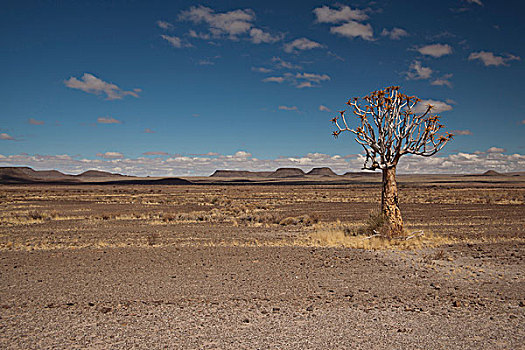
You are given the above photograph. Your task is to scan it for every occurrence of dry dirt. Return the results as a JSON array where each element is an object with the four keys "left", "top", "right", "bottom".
[{"left": 0, "top": 179, "right": 524, "bottom": 349}]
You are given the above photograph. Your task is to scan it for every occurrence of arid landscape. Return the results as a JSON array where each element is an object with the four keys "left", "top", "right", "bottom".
[{"left": 1, "top": 167, "right": 524, "bottom": 349}]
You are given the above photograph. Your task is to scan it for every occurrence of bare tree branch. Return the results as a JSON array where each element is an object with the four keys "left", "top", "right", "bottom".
[{"left": 332, "top": 86, "right": 453, "bottom": 170}]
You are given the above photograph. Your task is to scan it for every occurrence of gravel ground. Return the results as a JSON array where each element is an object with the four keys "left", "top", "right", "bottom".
[{"left": 1, "top": 244, "right": 523, "bottom": 349}]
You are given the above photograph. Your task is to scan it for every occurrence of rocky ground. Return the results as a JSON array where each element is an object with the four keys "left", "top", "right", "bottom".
[{"left": 0, "top": 182, "right": 524, "bottom": 349}]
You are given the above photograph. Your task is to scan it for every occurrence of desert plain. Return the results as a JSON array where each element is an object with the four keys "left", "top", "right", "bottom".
[{"left": 0, "top": 170, "right": 524, "bottom": 349}]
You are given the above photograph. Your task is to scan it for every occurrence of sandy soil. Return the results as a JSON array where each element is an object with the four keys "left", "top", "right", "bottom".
[{"left": 0, "top": 181, "right": 524, "bottom": 349}]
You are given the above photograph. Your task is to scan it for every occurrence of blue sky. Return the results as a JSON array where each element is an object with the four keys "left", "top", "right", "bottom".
[{"left": 1, "top": 0, "right": 524, "bottom": 175}]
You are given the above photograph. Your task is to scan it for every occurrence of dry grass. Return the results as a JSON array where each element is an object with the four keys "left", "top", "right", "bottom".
[{"left": 308, "top": 220, "right": 457, "bottom": 250}]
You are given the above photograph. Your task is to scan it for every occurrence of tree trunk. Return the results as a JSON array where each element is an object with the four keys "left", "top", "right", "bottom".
[{"left": 381, "top": 166, "right": 404, "bottom": 237}]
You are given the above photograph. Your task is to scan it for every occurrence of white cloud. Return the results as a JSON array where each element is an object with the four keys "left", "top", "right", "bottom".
[
  {"left": 406, "top": 60, "right": 433, "bottom": 80},
  {"left": 157, "top": 20, "right": 173, "bottom": 30},
  {"left": 431, "top": 73, "right": 453, "bottom": 88},
  {"left": 249, "top": 28, "right": 282, "bottom": 44},
  {"left": 313, "top": 5, "right": 368, "bottom": 23},
  {"left": 2, "top": 151, "right": 524, "bottom": 176},
  {"left": 468, "top": 51, "right": 520, "bottom": 66},
  {"left": 278, "top": 105, "right": 298, "bottom": 111},
  {"left": 179, "top": 5, "right": 254, "bottom": 38},
  {"left": 466, "top": 0, "right": 483, "bottom": 5},
  {"left": 413, "top": 99, "right": 453, "bottom": 114},
  {"left": 417, "top": 44, "right": 453, "bottom": 58},
  {"left": 451, "top": 129, "right": 472, "bottom": 136},
  {"left": 161, "top": 34, "right": 192, "bottom": 48},
  {"left": 262, "top": 76, "right": 285, "bottom": 83},
  {"left": 262, "top": 72, "right": 330, "bottom": 88},
  {"left": 188, "top": 29, "right": 211, "bottom": 40},
  {"left": 179, "top": 5, "right": 280, "bottom": 44},
  {"left": 487, "top": 147, "right": 505, "bottom": 153},
  {"left": 64, "top": 73, "right": 140, "bottom": 100},
  {"left": 0, "top": 133, "right": 14, "bottom": 140},
  {"left": 252, "top": 67, "right": 272, "bottom": 73},
  {"left": 29, "top": 118, "right": 44, "bottom": 125},
  {"left": 295, "top": 72, "right": 330, "bottom": 83},
  {"left": 296, "top": 82, "right": 313, "bottom": 89},
  {"left": 96, "top": 152, "right": 124, "bottom": 159},
  {"left": 271, "top": 57, "right": 301, "bottom": 70},
  {"left": 330, "top": 21, "right": 374, "bottom": 41},
  {"left": 97, "top": 117, "right": 122, "bottom": 124},
  {"left": 319, "top": 105, "right": 332, "bottom": 112},
  {"left": 381, "top": 27, "right": 409, "bottom": 40},
  {"left": 283, "top": 38, "right": 323, "bottom": 53}
]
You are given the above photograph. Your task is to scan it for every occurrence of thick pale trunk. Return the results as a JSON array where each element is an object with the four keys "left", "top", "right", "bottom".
[{"left": 381, "top": 166, "right": 404, "bottom": 237}]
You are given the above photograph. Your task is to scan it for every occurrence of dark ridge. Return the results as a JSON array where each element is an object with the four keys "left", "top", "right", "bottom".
[
  {"left": 306, "top": 167, "right": 337, "bottom": 176},
  {"left": 210, "top": 170, "right": 272, "bottom": 178},
  {"left": 0, "top": 167, "right": 76, "bottom": 183},
  {"left": 99, "top": 177, "right": 192, "bottom": 185},
  {"left": 482, "top": 170, "right": 503, "bottom": 176},
  {"left": 343, "top": 171, "right": 382, "bottom": 177},
  {"left": 268, "top": 168, "right": 306, "bottom": 178},
  {"left": 77, "top": 170, "right": 127, "bottom": 178}
]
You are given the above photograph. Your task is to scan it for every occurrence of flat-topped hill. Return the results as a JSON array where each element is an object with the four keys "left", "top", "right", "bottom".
[
  {"left": 306, "top": 167, "right": 337, "bottom": 176},
  {"left": 269, "top": 168, "right": 306, "bottom": 178},
  {"left": 210, "top": 170, "right": 272, "bottom": 178},
  {"left": 77, "top": 170, "right": 126, "bottom": 178}
]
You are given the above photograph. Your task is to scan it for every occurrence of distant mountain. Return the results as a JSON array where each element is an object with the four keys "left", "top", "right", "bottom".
[
  {"left": 76, "top": 170, "right": 127, "bottom": 178},
  {"left": 482, "top": 170, "right": 503, "bottom": 176},
  {"left": 210, "top": 170, "right": 272, "bottom": 178},
  {"left": 0, "top": 167, "right": 76, "bottom": 183},
  {"left": 306, "top": 167, "right": 337, "bottom": 176},
  {"left": 343, "top": 171, "right": 381, "bottom": 177},
  {"left": 268, "top": 168, "right": 305, "bottom": 178},
  {"left": 0, "top": 166, "right": 194, "bottom": 185}
]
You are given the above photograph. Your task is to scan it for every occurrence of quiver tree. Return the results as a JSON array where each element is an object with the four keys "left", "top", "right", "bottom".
[{"left": 332, "top": 86, "right": 453, "bottom": 237}]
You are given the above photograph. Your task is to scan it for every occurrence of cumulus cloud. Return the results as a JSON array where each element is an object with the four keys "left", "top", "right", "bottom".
[
  {"left": 157, "top": 20, "right": 173, "bottom": 30},
  {"left": 413, "top": 99, "right": 454, "bottom": 114},
  {"left": 262, "top": 72, "right": 330, "bottom": 88},
  {"left": 314, "top": 5, "right": 373, "bottom": 41},
  {"left": 252, "top": 67, "right": 272, "bottom": 73},
  {"left": 278, "top": 105, "right": 298, "bottom": 111},
  {"left": 64, "top": 73, "right": 140, "bottom": 100},
  {"left": 179, "top": 5, "right": 280, "bottom": 44},
  {"left": 249, "top": 28, "right": 282, "bottom": 44},
  {"left": 0, "top": 133, "right": 14, "bottom": 140},
  {"left": 465, "top": 0, "right": 483, "bottom": 5},
  {"left": 468, "top": 51, "right": 520, "bottom": 66},
  {"left": 313, "top": 5, "right": 368, "bottom": 23},
  {"left": 330, "top": 21, "right": 374, "bottom": 41},
  {"left": 262, "top": 76, "right": 285, "bottom": 83},
  {"left": 417, "top": 44, "right": 453, "bottom": 58},
  {"left": 271, "top": 57, "right": 301, "bottom": 70},
  {"left": 406, "top": 60, "right": 433, "bottom": 80},
  {"left": 97, "top": 117, "right": 122, "bottom": 124},
  {"left": 96, "top": 152, "right": 124, "bottom": 159},
  {"left": 1, "top": 151, "right": 523, "bottom": 176},
  {"left": 161, "top": 34, "right": 193, "bottom": 48},
  {"left": 381, "top": 27, "right": 409, "bottom": 40},
  {"left": 283, "top": 38, "right": 323, "bottom": 53},
  {"left": 28, "top": 118, "right": 44, "bottom": 125},
  {"left": 319, "top": 105, "right": 331, "bottom": 112},
  {"left": 487, "top": 147, "right": 505, "bottom": 153},
  {"left": 431, "top": 73, "right": 453, "bottom": 88}
]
